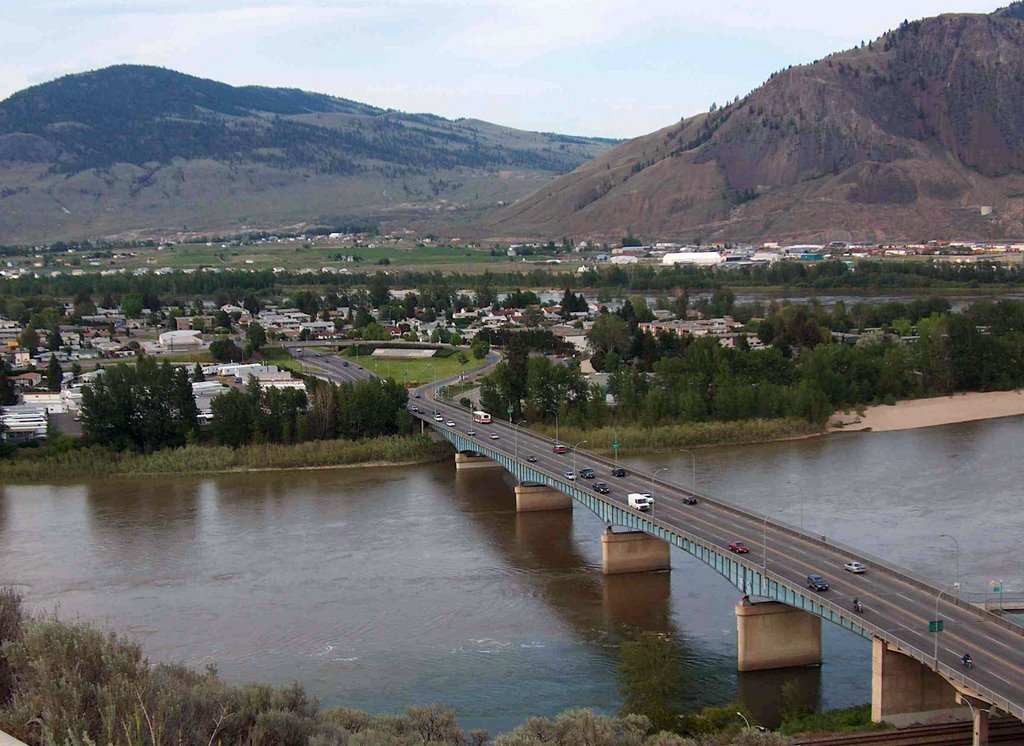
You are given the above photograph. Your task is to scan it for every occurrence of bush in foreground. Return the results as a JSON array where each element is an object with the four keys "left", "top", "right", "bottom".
[{"left": 0, "top": 590, "right": 793, "bottom": 745}]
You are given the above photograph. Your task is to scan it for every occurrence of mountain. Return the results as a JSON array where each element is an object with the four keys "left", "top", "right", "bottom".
[
  {"left": 0, "top": 65, "right": 617, "bottom": 243},
  {"left": 482, "top": 6, "right": 1024, "bottom": 244}
]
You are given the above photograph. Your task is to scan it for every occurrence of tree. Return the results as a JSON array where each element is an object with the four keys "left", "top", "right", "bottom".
[
  {"left": 18, "top": 326, "right": 39, "bottom": 353},
  {"left": 471, "top": 337, "right": 490, "bottom": 360},
  {"left": 617, "top": 632, "right": 682, "bottom": 733},
  {"left": 0, "top": 359, "right": 16, "bottom": 406},
  {"left": 121, "top": 294, "right": 144, "bottom": 319},
  {"left": 209, "top": 339, "right": 244, "bottom": 363},
  {"left": 246, "top": 322, "right": 267, "bottom": 351},
  {"left": 192, "top": 364, "right": 205, "bottom": 383},
  {"left": 210, "top": 389, "right": 255, "bottom": 447},
  {"left": 80, "top": 358, "right": 197, "bottom": 452},
  {"left": 47, "top": 327, "right": 63, "bottom": 351},
  {"left": 46, "top": 356, "right": 63, "bottom": 391}
]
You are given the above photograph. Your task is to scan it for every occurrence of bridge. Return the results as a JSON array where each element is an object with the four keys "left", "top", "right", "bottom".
[{"left": 410, "top": 382, "right": 1024, "bottom": 745}]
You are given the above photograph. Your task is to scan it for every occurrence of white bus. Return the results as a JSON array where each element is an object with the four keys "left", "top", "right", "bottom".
[{"left": 472, "top": 410, "right": 492, "bottom": 424}]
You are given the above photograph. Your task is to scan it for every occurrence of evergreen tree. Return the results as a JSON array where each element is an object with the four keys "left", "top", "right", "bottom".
[{"left": 46, "top": 356, "right": 63, "bottom": 391}]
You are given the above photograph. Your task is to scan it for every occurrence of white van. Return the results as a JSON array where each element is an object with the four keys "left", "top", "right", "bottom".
[{"left": 628, "top": 493, "right": 653, "bottom": 512}]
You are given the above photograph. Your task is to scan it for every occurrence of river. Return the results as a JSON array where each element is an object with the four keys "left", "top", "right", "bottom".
[{"left": 2, "top": 417, "right": 1022, "bottom": 733}]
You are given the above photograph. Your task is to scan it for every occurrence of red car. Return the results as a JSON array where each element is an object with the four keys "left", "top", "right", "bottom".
[
  {"left": 728, "top": 541, "right": 749, "bottom": 554},
  {"left": 552, "top": 444, "right": 568, "bottom": 454}
]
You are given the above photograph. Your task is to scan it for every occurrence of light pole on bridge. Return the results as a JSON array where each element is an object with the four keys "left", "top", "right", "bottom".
[
  {"left": 940, "top": 533, "right": 961, "bottom": 600},
  {"left": 933, "top": 582, "right": 959, "bottom": 662},
  {"left": 762, "top": 508, "right": 785, "bottom": 571},
  {"left": 514, "top": 420, "right": 528, "bottom": 460},
  {"left": 651, "top": 466, "right": 669, "bottom": 497},
  {"left": 547, "top": 408, "right": 560, "bottom": 445},
  {"left": 572, "top": 440, "right": 588, "bottom": 477}
]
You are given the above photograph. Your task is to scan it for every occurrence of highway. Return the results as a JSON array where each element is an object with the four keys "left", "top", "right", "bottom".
[
  {"left": 291, "top": 348, "right": 376, "bottom": 384},
  {"left": 413, "top": 385, "right": 1024, "bottom": 722}
]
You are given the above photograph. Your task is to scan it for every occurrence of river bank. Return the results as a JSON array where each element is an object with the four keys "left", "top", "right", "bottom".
[
  {"left": 832, "top": 390, "right": 1024, "bottom": 433},
  {"left": 0, "top": 434, "right": 450, "bottom": 484},
  {"left": 530, "top": 418, "right": 822, "bottom": 454}
]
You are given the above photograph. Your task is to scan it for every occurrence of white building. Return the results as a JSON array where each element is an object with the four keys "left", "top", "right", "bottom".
[
  {"left": 661, "top": 252, "right": 724, "bottom": 266},
  {"left": 158, "top": 330, "right": 203, "bottom": 350}
]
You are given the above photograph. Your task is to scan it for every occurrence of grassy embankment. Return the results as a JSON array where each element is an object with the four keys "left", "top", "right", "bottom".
[
  {"left": 525, "top": 419, "right": 822, "bottom": 453},
  {"left": 0, "top": 435, "right": 451, "bottom": 484}
]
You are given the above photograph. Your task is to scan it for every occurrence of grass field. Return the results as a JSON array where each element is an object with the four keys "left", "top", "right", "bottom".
[
  {"left": 137, "top": 242, "right": 526, "bottom": 273},
  {"left": 344, "top": 353, "right": 476, "bottom": 385}
]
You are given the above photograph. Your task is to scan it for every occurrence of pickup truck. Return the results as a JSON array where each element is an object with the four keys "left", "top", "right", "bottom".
[{"left": 628, "top": 493, "right": 653, "bottom": 512}]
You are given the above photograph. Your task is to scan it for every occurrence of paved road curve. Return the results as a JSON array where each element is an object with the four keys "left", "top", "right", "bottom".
[{"left": 412, "top": 385, "right": 1024, "bottom": 722}]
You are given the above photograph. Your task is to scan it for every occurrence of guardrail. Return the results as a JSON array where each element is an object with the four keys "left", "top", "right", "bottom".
[{"left": 422, "top": 409, "right": 1024, "bottom": 720}]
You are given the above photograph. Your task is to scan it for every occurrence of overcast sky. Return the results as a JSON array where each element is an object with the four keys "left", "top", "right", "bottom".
[{"left": 0, "top": 0, "right": 1001, "bottom": 138}]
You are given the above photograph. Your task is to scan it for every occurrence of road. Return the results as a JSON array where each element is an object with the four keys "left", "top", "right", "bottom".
[
  {"left": 412, "top": 386, "right": 1024, "bottom": 722},
  {"left": 291, "top": 348, "right": 376, "bottom": 383}
]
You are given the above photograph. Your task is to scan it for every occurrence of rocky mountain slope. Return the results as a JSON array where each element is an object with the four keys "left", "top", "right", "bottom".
[
  {"left": 481, "top": 6, "right": 1024, "bottom": 243},
  {"left": 0, "top": 65, "right": 616, "bottom": 243}
]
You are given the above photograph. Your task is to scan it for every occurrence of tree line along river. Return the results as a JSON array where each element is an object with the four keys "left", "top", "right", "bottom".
[{"left": 1, "top": 417, "right": 1022, "bottom": 733}]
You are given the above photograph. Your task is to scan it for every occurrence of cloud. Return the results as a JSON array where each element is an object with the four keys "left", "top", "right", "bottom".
[{"left": 0, "top": 0, "right": 1004, "bottom": 137}]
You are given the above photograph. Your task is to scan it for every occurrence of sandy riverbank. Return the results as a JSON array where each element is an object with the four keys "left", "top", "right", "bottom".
[{"left": 832, "top": 390, "right": 1024, "bottom": 433}]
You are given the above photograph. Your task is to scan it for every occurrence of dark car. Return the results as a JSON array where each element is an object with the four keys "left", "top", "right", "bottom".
[
  {"left": 593, "top": 482, "right": 610, "bottom": 494},
  {"left": 611, "top": 467, "right": 627, "bottom": 477},
  {"left": 807, "top": 574, "right": 829, "bottom": 592},
  {"left": 728, "top": 541, "right": 749, "bottom": 554},
  {"left": 683, "top": 496, "right": 698, "bottom": 505},
  {"left": 578, "top": 467, "right": 596, "bottom": 479},
  {"left": 342, "top": 361, "right": 349, "bottom": 367}
]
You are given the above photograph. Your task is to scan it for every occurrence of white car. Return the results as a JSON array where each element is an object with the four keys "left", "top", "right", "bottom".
[
  {"left": 446, "top": 420, "right": 456, "bottom": 427},
  {"left": 467, "top": 429, "right": 476, "bottom": 436},
  {"left": 489, "top": 432, "right": 500, "bottom": 440},
  {"left": 433, "top": 414, "right": 444, "bottom": 422},
  {"left": 844, "top": 561, "right": 867, "bottom": 574},
  {"left": 564, "top": 471, "right": 576, "bottom": 480}
]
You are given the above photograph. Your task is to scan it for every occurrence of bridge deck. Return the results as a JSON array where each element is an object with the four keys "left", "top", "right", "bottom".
[{"left": 413, "top": 385, "right": 1024, "bottom": 721}]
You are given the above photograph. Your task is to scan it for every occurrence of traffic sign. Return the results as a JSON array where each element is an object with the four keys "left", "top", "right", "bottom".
[
  {"left": 990, "top": 579, "right": 1003, "bottom": 593},
  {"left": 929, "top": 620, "right": 944, "bottom": 633}
]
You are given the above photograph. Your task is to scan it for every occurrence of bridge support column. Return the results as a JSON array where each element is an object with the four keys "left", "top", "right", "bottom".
[
  {"left": 871, "top": 639, "right": 963, "bottom": 725},
  {"left": 514, "top": 483, "right": 572, "bottom": 512},
  {"left": 601, "top": 529, "right": 670, "bottom": 575},
  {"left": 735, "top": 601, "right": 821, "bottom": 671},
  {"left": 454, "top": 452, "right": 501, "bottom": 470}
]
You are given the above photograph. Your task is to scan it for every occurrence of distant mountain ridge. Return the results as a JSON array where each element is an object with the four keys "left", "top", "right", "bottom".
[
  {"left": 0, "top": 65, "right": 617, "bottom": 243},
  {"left": 482, "top": 5, "right": 1024, "bottom": 243}
]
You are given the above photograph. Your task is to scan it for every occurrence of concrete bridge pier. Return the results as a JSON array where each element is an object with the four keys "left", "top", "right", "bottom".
[
  {"left": 735, "top": 600, "right": 822, "bottom": 671},
  {"left": 514, "top": 483, "right": 573, "bottom": 512},
  {"left": 871, "top": 639, "right": 965, "bottom": 726},
  {"left": 600, "top": 529, "right": 670, "bottom": 575},
  {"left": 454, "top": 451, "right": 501, "bottom": 470}
]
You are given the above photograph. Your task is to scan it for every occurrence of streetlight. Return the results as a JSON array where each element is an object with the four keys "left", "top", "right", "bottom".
[
  {"left": 787, "top": 479, "right": 806, "bottom": 532},
  {"left": 548, "top": 408, "right": 560, "bottom": 445},
  {"left": 736, "top": 712, "right": 751, "bottom": 730},
  {"left": 762, "top": 508, "right": 784, "bottom": 570},
  {"left": 680, "top": 448, "right": 696, "bottom": 492},
  {"left": 572, "top": 440, "right": 588, "bottom": 476},
  {"left": 940, "top": 534, "right": 961, "bottom": 599},
  {"left": 514, "top": 420, "right": 528, "bottom": 460},
  {"left": 652, "top": 466, "right": 669, "bottom": 497},
  {"left": 933, "top": 583, "right": 958, "bottom": 662}
]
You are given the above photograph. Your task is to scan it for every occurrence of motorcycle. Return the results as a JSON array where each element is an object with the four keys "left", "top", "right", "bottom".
[
  {"left": 962, "top": 655, "right": 974, "bottom": 669},
  {"left": 852, "top": 599, "right": 864, "bottom": 614}
]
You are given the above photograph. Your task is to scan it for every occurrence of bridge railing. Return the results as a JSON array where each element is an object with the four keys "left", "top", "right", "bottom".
[
  {"left": 531, "top": 439, "right": 1024, "bottom": 635},
  {"left": 427, "top": 418, "right": 1024, "bottom": 721}
]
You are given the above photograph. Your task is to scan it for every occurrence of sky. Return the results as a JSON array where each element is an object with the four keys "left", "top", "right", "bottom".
[{"left": 0, "top": 0, "right": 1002, "bottom": 139}]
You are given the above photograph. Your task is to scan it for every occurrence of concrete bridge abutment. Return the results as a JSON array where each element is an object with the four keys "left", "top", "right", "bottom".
[
  {"left": 454, "top": 452, "right": 502, "bottom": 470},
  {"left": 514, "top": 483, "right": 573, "bottom": 512},
  {"left": 871, "top": 639, "right": 965, "bottom": 727},
  {"left": 600, "top": 529, "right": 671, "bottom": 575},
  {"left": 735, "top": 601, "right": 822, "bottom": 671}
]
